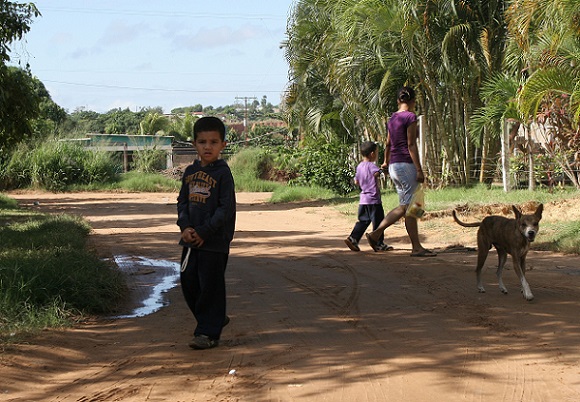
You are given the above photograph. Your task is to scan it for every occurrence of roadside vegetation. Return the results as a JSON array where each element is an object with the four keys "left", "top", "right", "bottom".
[{"left": 0, "top": 198, "right": 126, "bottom": 343}]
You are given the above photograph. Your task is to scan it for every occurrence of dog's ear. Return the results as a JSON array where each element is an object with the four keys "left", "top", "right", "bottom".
[
  {"left": 512, "top": 205, "right": 522, "bottom": 219},
  {"left": 535, "top": 203, "right": 543, "bottom": 219}
]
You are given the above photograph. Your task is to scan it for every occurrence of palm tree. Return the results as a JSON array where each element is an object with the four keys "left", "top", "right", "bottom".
[
  {"left": 506, "top": 0, "right": 580, "bottom": 188},
  {"left": 139, "top": 112, "right": 170, "bottom": 136}
]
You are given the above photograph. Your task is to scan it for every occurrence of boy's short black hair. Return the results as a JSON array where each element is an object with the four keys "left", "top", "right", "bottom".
[
  {"left": 360, "top": 141, "right": 377, "bottom": 157},
  {"left": 193, "top": 116, "right": 227, "bottom": 141}
]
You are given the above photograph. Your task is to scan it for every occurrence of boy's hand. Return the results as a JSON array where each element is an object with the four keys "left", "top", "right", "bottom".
[{"left": 182, "top": 227, "right": 205, "bottom": 247}]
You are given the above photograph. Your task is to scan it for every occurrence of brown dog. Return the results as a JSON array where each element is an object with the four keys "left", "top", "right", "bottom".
[{"left": 452, "top": 204, "right": 543, "bottom": 301}]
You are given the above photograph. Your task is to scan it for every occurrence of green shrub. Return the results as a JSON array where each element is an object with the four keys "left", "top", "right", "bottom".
[
  {"left": 131, "top": 148, "right": 167, "bottom": 173},
  {"left": 2, "top": 141, "right": 118, "bottom": 191},
  {"left": 287, "top": 142, "right": 355, "bottom": 195},
  {"left": 229, "top": 147, "right": 282, "bottom": 192}
]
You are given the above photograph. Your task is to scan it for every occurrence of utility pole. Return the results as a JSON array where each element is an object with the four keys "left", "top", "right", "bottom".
[{"left": 235, "top": 96, "right": 257, "bottom": 145}]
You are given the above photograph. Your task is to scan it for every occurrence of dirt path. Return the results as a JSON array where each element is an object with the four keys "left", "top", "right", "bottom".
[{"left": 2, "top": 191, "right": 580, "bottom": 402}]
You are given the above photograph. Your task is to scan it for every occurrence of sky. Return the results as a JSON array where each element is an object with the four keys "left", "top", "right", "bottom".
[{"left": 9, "top": 0, "right": 295, "bottom": 113}]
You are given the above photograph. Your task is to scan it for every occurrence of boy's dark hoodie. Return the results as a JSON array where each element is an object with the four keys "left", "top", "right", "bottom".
[{"left": 177, "top": 159, "right": 236, "bottom": 254}]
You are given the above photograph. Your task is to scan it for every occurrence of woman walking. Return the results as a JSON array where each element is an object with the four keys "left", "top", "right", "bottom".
[{"left": 366, "top": 86, "right": 436, "bottom": 257}]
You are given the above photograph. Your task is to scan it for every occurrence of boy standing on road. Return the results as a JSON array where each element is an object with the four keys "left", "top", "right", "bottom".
[
  {"left": 177, "top": 116, "right": 236, "bottom": 350},
  {"left": 345, "top": 141, "right": 393, "bottom": 252}
]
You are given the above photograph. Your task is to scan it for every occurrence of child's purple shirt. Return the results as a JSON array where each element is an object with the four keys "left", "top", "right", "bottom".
[{"left": 355, "top": 161, "right": 381, "bottom": 205}]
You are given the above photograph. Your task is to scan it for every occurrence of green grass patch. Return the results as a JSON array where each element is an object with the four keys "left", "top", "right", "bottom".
[
  {"left": 0, "top": 193, "right": 18, "bottom": 209},
  {"left": 334, "top": 184, "right": 580, "bottom": 254},
  {"left": 423, "top": 183, "right": 579, "bottom": 211},
  {"left": 535, "top": 221, "right": 580, "bottom": 254},
  {"left": 0, "top": 202, "right": 126, "bottom": 342},
  {"left": 67, "top": 171, "right": 180, "bottom": 192},
  {"left": 113, "top": 171, "right": 180, "bottom": 192},
  {"left": 270, "top": 185, "right": 335, "bottom": 203}
]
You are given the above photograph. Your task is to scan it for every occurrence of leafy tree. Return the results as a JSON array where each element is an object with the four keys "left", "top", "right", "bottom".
[
  {"left": 0, "top": 1, "right": 39, "bottom": 64},
  {"left": 139, "top": 112, "right": 170, "bottom": 135},
  {"left": 104, "top": 107, "right": 151, "bottom": 134},
  {"left": 0, "top": 1, "right": 41, "bottom": 154},
  {"left": 0, "top": 66, "right": 42, "bottom": 152},
  {"left": 61, "top": 108, "right": 107, "bottom": 136},
  {"left": 506, "top": 0, "right": 580, "bottom": 188},
  {"left": 171, "top": 104, "right": 203, "bottom": 114},
  {"left": 168, "top": 113, "right": 197, "bottom": 141}
]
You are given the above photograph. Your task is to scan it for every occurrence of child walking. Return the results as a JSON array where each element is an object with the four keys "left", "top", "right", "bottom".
[
  {"left": 177, "top": 116, "right": 236, "bottom": 350},
  {"left": 345, "top": 141, "right": 393, "bottom": 252}
]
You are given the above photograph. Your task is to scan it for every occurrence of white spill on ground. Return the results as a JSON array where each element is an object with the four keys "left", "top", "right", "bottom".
[{"left": 112, "top": 255, "right": 180, "bottom": 319}]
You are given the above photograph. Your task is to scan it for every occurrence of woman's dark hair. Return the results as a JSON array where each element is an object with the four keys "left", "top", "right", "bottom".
[
  {"left": 193, "top": 116, "right": 226, "bottom": 141},
  {"left": 397, "top": 86, "right": 416, "bottom": 103}
]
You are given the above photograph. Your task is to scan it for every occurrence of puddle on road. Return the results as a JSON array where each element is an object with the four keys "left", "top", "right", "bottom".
[{"left": 112, "top": 255, "right": 180, "bottom": 319}]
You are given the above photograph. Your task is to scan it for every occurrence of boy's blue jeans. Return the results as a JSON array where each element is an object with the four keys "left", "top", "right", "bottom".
[
  {"left": 350, "top": 204, "right": 385, "bottom": 243},
  {"left": 180, "top": 248, "right": 228, "bottom": 340}
]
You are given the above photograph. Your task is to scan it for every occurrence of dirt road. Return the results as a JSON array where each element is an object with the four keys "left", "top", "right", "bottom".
[{"left": 2, "top": 191, "right": 580, "bottom": 401}]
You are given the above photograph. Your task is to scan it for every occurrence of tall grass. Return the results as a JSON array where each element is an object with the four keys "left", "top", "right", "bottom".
[
  {"left": 2, "top": 141, "right": 118, "bottom": 191},
  {"left": 0, "top": 210, "right": 126, "bottom": 341},
  {"left": 229, "top": 147, "right": 283, "bottom": 192}
]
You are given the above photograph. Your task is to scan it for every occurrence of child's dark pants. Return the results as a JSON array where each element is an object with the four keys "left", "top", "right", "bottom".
[
  {"left": 350, "top": 204, "right": 385, "bottom": 243},
  {"left": 180, "top": 248, "right": 228, "bottom": 340}
]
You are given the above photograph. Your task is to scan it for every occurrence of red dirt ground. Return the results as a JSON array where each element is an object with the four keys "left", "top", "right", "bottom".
[{"left": 1, "top": 191, "right": 580, "bottom": 401}]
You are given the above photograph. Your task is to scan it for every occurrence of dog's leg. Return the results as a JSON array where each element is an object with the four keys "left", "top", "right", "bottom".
[
  {"left": 476, "top": 240, "right": 490, "bottom": 293},
  {"left": 514, "top": 254, "right": 534, "bottom": 301},
  {"left": 496, "top": 249, "right": 509, "bottom": 294}
]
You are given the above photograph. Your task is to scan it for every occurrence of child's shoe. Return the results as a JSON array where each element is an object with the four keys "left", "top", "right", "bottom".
[
  {"left": 344, "top": 236, "right": 360, "bottom": 251},
  {"left": 376, "top": 242, "right": 394, "bottom": 251},
  {"left": 189, "top": 335, "right": 219, "bottom": 350}
]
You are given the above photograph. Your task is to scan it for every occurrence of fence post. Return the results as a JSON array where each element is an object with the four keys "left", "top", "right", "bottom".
[
  {"left": 501, "top": 119, "right": 511, "bottom": 192},
  {"left": 123, "top": 143, "right": 129, "bottom": 173},
  {"left": 418, "top": 115, "right": 425, "bottom": 168}
]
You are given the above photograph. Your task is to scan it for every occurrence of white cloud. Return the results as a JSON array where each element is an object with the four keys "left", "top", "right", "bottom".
[
  {"left": 169, "top": 24, "right": 267, "bottom": 51},
  {"left": 98, "top": 20, "right": 150, "bottom": 46}
]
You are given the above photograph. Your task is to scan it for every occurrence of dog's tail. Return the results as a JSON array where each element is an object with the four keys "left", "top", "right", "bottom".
[{"left": 452, "top": 210, "right": 481, "bottom": 227}]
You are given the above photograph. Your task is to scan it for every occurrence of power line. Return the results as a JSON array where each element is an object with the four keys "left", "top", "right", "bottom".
[
  {"left": 43, "top": 79, "right": 288, "bottom": 94},
  {"left": 39, "top": 6, "right": 286, "bottom": 21}
]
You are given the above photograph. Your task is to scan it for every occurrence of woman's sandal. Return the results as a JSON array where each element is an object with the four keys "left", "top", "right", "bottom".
[
  {"left": 410, "top": 249, "right": 437, "bottom": 257},
  {"left": 365, "top": 233, "right": 380, "bottom": 252}
]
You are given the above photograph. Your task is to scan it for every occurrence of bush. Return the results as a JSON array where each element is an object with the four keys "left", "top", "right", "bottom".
[
  {"left": 285, "top": 142, "right": 355, "bottom": 195},
  {"left": 131, "top": 148, "right": 167, "bottom": 173},
  {"left": 1, "top": 141, "right": 118, "bottom": 191},
  {"left": 228, "top": 147, "right": 282, "bottom": 192}
]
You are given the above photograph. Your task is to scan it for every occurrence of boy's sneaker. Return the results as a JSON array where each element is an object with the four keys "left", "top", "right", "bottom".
[
  {"left": 189, "top": 335, "right": 219, "bottom": 350},
  {"left": 377, "top": 242, "right": 394, "bottom": 251},
  {"left": 344, "top": 236, "right": 360, "bottom": 251}
]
